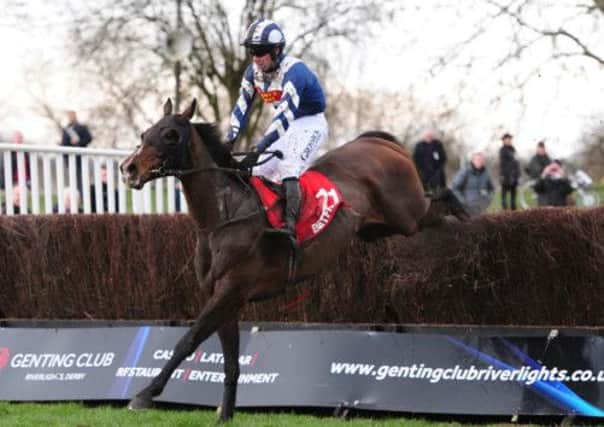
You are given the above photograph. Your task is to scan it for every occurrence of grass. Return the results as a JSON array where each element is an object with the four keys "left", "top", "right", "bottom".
[
  {"left": 0, "top": 186, "right": 181, "bottom": 214},
  {"left": 0, "top": 403, "right": 462, "bottom": 427},
  {"left": 486, "top": 183, "right": 604, "bottom": 213},
  {"left": 0, "top": 402, "right": 573, "bottom": 427},
  {"left": 0, "top": 402, "right": 566, "bottom": 427}
]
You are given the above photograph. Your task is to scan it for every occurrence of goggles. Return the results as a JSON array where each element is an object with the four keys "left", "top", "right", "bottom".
[{"left": 247, "top": 45, "right": 274, "bottom": 57}]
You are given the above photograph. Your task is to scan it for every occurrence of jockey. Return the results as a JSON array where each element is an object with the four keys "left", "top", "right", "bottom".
[{"left": 226, "top": 18, "right": 328, "bottom": 243}]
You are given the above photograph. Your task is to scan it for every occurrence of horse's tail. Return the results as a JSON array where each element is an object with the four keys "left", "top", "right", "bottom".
[{"left": 419, "top": 188, "right": 470, "bottom": 229}]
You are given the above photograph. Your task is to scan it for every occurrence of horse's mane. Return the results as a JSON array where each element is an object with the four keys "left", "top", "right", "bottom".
[
  {"left": 192, "top": 122, "right": 238, "bottom": 168},
  {"left": 356, "top": 130, "right": 400, "bottom": 144}
]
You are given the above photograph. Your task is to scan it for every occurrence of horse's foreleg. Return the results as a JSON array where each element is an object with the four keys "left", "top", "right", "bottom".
[
  {"left": 128, "top": 288, "right": 241, "bottom": 410},
  {"left": 217, "top": 318, "right": 240, "bottom": 421}
]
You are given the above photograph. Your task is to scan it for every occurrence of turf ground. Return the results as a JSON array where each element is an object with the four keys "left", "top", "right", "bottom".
[{"left": 0, "top": 402, "right": 584, "bottom": 427}]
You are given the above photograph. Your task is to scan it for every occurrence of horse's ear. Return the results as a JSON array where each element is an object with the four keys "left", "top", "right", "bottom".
[
  {"left": 182, "top": 99, "right": 197, "bottom": 121},
  {"left": 163, "top": 98, "right": 173, "bottom": 116}
]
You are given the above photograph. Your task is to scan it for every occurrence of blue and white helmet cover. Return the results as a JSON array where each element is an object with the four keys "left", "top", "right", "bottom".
[{"left": 243, "top": 18, "right": 285, "bottom": 47}]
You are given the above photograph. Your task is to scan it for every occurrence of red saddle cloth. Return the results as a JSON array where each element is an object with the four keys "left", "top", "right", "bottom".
[{"left": 249, "top": 171, "right": 344, "bottom": 243}]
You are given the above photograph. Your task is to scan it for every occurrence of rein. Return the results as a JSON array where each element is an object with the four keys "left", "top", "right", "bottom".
[
  {"left": 149, "top": 150, "right": 282, "bottom": 179},
  {"left": 147, "top": 148, "right": 276, "bottom": 230},
  {"left": 150, "top": 165, "right": 244, "bottom": 179}
]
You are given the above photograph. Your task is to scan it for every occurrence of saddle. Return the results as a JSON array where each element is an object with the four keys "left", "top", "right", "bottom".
[{"left": 249, "top": 171, "right": 344, "bottom": 243}]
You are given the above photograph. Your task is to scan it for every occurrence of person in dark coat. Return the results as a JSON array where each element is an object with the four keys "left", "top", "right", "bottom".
[
  {"left": 61, "top": 110, "right": 93, "bottom": 149},
  {"left": 412, "top": 129, "right": 447, "bottom": 193},
  {"left": 498, "top": 133, "right": 520, "bottom": 210},
  {"left": 451, "top": 151, "right": 495, "bottom": 216},
  {"left": 60, "top": 110, "right": 93, "bottom": 193},
  {"left": 525, "top": 140, "right": 552, "bottom": 206},
  {"left": 533, "top": 160, "right": 574, "bottom": 207},
  {"left": 525, "top": 140, "right": 551, "bottom": 179}
]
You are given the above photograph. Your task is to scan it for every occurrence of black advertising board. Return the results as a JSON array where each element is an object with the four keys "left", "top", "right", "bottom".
[{"left": 1, "top": 325, "right": 604, "bottom": 417}]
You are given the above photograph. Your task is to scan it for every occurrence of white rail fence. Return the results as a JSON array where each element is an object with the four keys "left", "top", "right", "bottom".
[{"left": 0, "top": 143, "right": 188, "bottom": 215}]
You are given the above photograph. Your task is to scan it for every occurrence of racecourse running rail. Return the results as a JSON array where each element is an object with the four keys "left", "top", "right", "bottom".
[{"left": 0, "top": 142, "right": 187, "bottom": 215}]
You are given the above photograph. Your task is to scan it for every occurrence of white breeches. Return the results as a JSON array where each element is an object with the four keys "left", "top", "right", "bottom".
[{"left": 253, "top": 113, "right": 328, "bottom": 182}]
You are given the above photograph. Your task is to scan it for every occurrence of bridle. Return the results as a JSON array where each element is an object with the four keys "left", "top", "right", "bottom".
[
  {"left": 148, "top": 151, "right": 283, "bottom": 179},
  {"left": 145, "top": 117, "right": 282, "bottom": 179}
]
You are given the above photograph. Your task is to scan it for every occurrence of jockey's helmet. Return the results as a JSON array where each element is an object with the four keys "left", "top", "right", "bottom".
[{"left": 242, "top": 18, "right": 285, "bottom": 51}]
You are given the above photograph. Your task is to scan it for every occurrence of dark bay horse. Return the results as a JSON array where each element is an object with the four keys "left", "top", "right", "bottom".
[{"left": 120, "top": 99, "right": 466, "bottom": 421}]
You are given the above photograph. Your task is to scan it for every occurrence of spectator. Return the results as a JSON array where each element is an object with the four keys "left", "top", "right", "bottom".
[
  {"left": 498, "top": 133, "right": 520, "bottom": 210},
  {"left": 533, "top": 160, "right": 574, "bottom": 207},
  {"left": 53, "top": 187, "right": 82, "bottom": 214},
  {"left": 451, "top": 151, "right": 495, "bottom": 216},
  {"left": 10, "top": 131, "right": 30, "bottom": 186},
  {"left": 525, "top": 140, "right": 551, "bottom": 180},
  {"left": 90, "top": 164, "right": 118, "bottom": 213},
  {"left": 525, "top": 140, "right": 552, "bottom": 206},
  {"left": 1, "top": 185, "right": 28, "bottom": 214},
  {"left": 412, "top": 129, "right": 448, "bottom": 193},
  {"left": 60, "top": 110, "right": 93, "bottom": 193},
  {"left": 61, "top": 110, "right": 93, "bottom": 149}
]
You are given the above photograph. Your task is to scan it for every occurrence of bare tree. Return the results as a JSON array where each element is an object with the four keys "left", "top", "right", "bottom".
[
  {"left": 419, "top": 0, "right": 604, "bottom": 127},
  {"left": 431, "top": 1, "right": 603, "bottom": 70},
  {"left": 65, "top": 0, "right": 394, "bottom": 148},
  {"left": 324, "top": 79, "right": 471, "bottom": 178},
  {"left": 402, "top": 0, "right": 604, "bottom": 167},
  {"left": 485, "top": 0, "right": 604, "bottom": 66},
  {"left": 578, "top": 120, "right": 604, "bottom": 179}
]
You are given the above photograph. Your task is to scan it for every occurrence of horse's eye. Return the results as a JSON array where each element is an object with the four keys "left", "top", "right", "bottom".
[{"left": 163, "top": 129, "right": 179, "bottom": 144}]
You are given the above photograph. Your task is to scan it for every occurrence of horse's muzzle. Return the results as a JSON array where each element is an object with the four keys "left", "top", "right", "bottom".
[{"left": 120, "top": 159, "right": 144, "bottom": 189}]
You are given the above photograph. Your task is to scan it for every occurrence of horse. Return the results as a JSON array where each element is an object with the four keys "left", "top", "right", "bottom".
[{"left": 120, "top": 99, "right": 467, "bottom": 421}]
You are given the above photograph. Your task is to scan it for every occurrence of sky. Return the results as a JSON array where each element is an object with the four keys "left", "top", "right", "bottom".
[
  {"left": 0, "top": 2, "right": 73, "bottom": 143},
  {"left": 345, "top": 2, "right": 604, "bottom": 159},
  {"left": 1, "top": 1, "right": 603, "bottom": 161}
]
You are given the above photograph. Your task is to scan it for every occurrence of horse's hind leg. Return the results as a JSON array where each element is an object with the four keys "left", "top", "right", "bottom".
[
  {"left": 381, "top": 194, "right": 429, "bottom": 236},
  {"left": 217, "top": 318, "right": 240, "bottom": 421},
  {"left": 128, "top": 284, "right": 242, "bottom": 411},
  {"left": 419, "top": 189, "right": 470, "bottom": 230}
]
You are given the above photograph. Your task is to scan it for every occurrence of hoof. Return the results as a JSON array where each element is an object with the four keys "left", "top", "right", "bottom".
[{"left": 128, "top": 395, "right": 153, "bottom": 411}]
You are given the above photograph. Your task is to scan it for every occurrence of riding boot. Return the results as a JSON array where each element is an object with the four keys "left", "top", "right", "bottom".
[
  {"left": 283, "top": 177, "right": 301, "bottom": 235},
  {"left": 282, "top": 177, "right": 301, "bottom": 251}
]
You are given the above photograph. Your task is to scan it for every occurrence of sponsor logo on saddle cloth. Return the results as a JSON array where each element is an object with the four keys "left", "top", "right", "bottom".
[{"left": 250, "top": 171, "right": 344, "bottom": 243}]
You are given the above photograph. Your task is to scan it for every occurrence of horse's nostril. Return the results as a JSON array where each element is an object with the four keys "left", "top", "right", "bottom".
[{"left": 127, "top": 163, "right": 137, "bottom": 174}]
